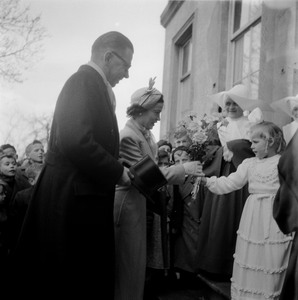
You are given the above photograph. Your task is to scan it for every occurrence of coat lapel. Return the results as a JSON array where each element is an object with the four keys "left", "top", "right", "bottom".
[{"left": 126, "top": 119, "right": 155, "bottom": 160}]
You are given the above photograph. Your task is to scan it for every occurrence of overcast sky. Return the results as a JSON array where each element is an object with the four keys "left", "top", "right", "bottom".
[{"left": 1, "top": 0, "right": 168, "bottom": 153}]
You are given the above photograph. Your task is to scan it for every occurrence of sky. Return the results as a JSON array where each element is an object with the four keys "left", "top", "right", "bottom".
[{"left": 1, "top": 0, "right": 169, "bottom": 154}]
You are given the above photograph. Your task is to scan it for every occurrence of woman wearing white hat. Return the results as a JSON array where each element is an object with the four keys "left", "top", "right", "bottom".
[
  {"left": 271, "top": 95, "right": 298, "bottom": 145},
  {"left": 113, "top": 78, "right": 204, "bottom": 300},
  {"left": 195, "top": 84, "right": 273, "bottom": 277}
]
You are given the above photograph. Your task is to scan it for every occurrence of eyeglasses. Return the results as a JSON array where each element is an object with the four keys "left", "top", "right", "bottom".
[{"left": 110, "top": 51, "right": 131, "bottom": 69}]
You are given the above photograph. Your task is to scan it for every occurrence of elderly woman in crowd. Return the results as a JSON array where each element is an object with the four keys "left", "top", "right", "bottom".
[{"left": 113, "top": 78, "right": 204, "bottom": 300}]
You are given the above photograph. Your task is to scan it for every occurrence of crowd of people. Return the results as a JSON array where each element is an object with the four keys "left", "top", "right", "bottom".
[{"left": 0, "top": 30, "right": 297, "bottom": 300}]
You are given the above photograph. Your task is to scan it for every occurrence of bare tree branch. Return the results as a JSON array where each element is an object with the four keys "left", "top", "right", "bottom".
[{"left": 0, "top": 0, "right": 50, "bottom": 84}]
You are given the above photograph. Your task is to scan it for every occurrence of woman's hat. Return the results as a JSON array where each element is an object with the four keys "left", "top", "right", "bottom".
[
  {"left": 270, "top": 95, "right": 298, "bottom": 117},
  {"left": 209, "top": 84, "right": 274, "bottom": 112},
  {"left": 129, "top": 155, "right": 168, "bottom": 200},
  {"left": 129, "top": 77, "right": 163, "bottom": 110}
]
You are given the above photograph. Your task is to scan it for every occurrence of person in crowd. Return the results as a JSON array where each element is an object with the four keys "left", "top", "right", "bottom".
[
  {"left": 173, "top": 130, "right": 192, "bottom": 149},
  {"left": 157, "top": 139, "right": 172, "bottom": 154},
  {"left": 26, "top": 140, "right": 44, "bottom": 163},
  {"left": 195, "top": 85, "right": 264, "bottom": 278},
  {"left": 157, "top": 148, "right": 171, "bottom": 168},
  {"left": 169, "top": 146, "right": 203, "bottom": 283},
  {"left": 200, "top": 121, "right": 292, "bottom": 300},
  {"left": 270, "top": 94, "right": 298, "bottom": 145},
  {"left": 145, "top": 148, "right": 172, "bottom": 295},
  {"left": 9, "top": 163, "right": 43, "bottom": 254},
  {"left": 0, "top": 154, "right": 30, "bottom": 210},
  {"left": 10, "top": 31, "right": 134, "bottom": 299},
  {"left": 273, "top": 129, "right": 298, "bottom": 300},
  {"left": 171, "top": 146, "right": 191, "bottom": 166},
  {"left": 17, "top": 140, "right": 44, "bottom": 179},
  {"left": 113, "top": 78, "right": 204, "bottom": 300},
  {"left": 0, "top": 179, "right": 8, "bottom": 265},
  {"left": 0, "top": 144, "right": 18, "bottom": 161},
  {"left": 0, "top": 144, "right": 26, "bottom": 182}
]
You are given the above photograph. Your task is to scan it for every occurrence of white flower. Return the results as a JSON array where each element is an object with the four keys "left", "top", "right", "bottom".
[{"left": 192, "top": 131, "right": 208, "bottom": 144}]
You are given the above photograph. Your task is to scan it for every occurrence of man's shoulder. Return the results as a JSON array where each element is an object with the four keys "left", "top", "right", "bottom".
[{"left": 68, "top": 65, "right": 105, "bottom": 85}]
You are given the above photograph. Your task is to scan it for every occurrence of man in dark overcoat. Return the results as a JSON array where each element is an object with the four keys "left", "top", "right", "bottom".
[
  {"left": 273, "top": 129, "right": 298, "bottom": 300},
  {"left": 9, "top": 31, "right": 134, "bottom": 299}
]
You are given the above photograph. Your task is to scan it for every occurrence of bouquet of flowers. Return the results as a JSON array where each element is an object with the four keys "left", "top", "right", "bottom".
[{"left": 174, "top": 111, "right": 227, "bottom": 198}]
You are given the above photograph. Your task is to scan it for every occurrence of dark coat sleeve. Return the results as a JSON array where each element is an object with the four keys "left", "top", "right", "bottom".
[
  {"left": 273, "top": 130, "right": 298, "bottom": 300},
  {"left": 273, "top": 130, "right": 298, "bottom": 234}
]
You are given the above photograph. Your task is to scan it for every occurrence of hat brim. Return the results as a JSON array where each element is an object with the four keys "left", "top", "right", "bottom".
[
  {"left": 270, "top": 96, "right": 298, "bottom": 117},
  {"left": 228, "top": 93, "right": 274, "bottom": 112},
  {"left": 209, "top": 92, "right": 274, "bottom": 112}
]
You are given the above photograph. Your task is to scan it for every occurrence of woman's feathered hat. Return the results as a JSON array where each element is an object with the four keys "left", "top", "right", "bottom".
[
  {"left": 130, "top": 77, "right": 163, "bottom": 109},
  {"left": 270, "top": 94, "right": 298, "bottom": 117},
  {"left": 209, "top": 84, "right": 274, "bottom": 112}
]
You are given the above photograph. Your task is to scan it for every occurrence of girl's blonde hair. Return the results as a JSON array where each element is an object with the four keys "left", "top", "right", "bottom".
[{"left": 249, "top": 121, "right": 286, "bottom": 154}]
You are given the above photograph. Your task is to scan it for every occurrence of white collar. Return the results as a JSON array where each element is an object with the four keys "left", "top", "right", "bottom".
[{"left": 86, "top": 61, "right": 109, "bottom": 86}]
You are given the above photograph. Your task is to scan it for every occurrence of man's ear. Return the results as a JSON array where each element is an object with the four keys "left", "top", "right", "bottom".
[{"left": 104, "top": 51, "right": 113, "bottom": 64}]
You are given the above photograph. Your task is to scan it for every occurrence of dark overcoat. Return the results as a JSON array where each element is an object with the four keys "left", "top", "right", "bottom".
[
  {"left": 10, "top": 65, "right": 124, "bottom": 299},
  {"left": 273, "top": 129, "right": 298, "bottom": 300}
]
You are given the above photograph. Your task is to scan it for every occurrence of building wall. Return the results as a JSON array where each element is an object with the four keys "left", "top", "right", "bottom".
[{"left": 160, "top": 0, "right": 298, "bottom": 142}]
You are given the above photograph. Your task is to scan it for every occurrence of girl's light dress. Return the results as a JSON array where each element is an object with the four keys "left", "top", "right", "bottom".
[{"left": 206, "top": 155, "right": 293, "bottom": 300}]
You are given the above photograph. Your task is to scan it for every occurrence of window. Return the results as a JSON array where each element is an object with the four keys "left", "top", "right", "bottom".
[
  {"left": 181, "top": 38, "right": 192, "bottom": 79},
  {"left": 231, "top": 0, "right": 262, "bottom": 99}
]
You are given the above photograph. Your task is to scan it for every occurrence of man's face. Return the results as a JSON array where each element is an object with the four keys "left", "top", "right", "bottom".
[
  {"left": 29, "top": 144, "right": 44, "bottom": 163},
  {"left": 106, "top": 48, "right": 133, "bottom": 87}
]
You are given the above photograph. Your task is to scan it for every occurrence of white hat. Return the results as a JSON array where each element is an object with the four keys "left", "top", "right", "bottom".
[
  {"left": 270, "top": 95, "right": 298, "bottom": 117},
  {"left": 209, "top": 84, "right": 274, "bottom": 112}
]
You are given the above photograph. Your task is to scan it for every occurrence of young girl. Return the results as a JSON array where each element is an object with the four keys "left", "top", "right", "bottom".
[{"left": 200, "top": 121, "right": 293, "bottom": 300}]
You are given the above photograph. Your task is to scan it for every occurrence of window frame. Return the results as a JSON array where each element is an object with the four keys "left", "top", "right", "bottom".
[{"left": 227, "top": 0, "right": 262, "bottom": 97}]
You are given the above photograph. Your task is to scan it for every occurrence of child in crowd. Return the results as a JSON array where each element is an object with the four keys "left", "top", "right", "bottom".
[
  {"left": 171, "top": 146, "right": 191, "bottom": 166},
  {"left": 20, "top": 140, "right": 44, "bottom": 176},
  {"left": 146, "top": 148, "right": 172, "bottom": 292},
  {"left": 0, "top": 154, "right": 31, "bottom": 210},
  {"left": 173, "top": 131, "right": 192, "bottom": 149},
  {"left": 170, "top": 146, "right": 203, "bottom": 283},
  {"left": 0, "top": 179, "right": 8, "bottom": 263},
  {"left": 157, "top": 149, "right": 171, "bottom": 168},
  {"left": 0, "top": 144, "right": 18, "bottom": 161},
  {"left": 1, "top": 144, "right": 28, "bottom": 182},
  {"left": 9, "top": 163, "right": 43, "bottom": 254},
  {"left": 200, "top": 122, "right": 293, "bottom": 300},
  {"left": 157, "top": 140, "right": 172, "bottom": 154}
]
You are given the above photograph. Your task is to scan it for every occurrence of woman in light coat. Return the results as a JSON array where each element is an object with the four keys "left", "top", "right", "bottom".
[{"left": 114, "top": 78, "right": 203, "bottom": 300}]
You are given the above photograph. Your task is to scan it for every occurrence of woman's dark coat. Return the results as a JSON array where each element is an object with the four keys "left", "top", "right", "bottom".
[{"left": 10, "top": 65, "right": 124, "bottom": 299}]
